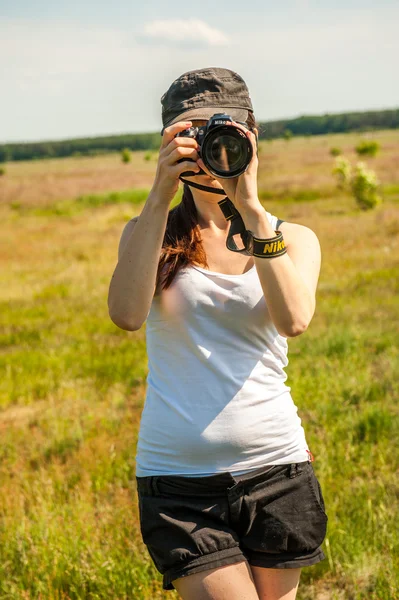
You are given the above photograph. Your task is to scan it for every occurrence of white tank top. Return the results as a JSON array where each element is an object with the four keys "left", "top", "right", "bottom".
[{"left": 135, "top": 210, "right": 310, "bottom": 477}]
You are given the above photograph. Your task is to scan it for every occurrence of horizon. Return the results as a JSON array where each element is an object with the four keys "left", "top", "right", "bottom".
[{"left": 2, "top": 104, "right": 398, "bottom": 146}]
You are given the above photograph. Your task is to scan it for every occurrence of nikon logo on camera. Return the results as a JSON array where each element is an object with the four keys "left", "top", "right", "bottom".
[{"left": 262, "top": 240, "right": 286, "bottom": 254}]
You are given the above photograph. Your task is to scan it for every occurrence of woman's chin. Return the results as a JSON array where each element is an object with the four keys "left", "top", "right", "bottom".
[{"left": 196, "top": 174, "right": 223, "bottom": 187}]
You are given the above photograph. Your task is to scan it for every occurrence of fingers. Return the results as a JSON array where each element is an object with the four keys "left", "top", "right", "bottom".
[
  {"left": 246, "top": 129, "right": 259, "bottom": 172},
  {"left": 167, "top": 147, "right": 199, "bottom": 167},
  {"left": 225, "top": 120, "right": 257, "bottom": 141},
  {"left": 246, "top": 128, "right": 258, "bottom": 155},
  {"left": 161, "top": 121, "right": 194, "bottom": 149},
  {"left": 227, "top": 119, "right": 247, "bottom": 132},
  {"left": 164, "top": 136, "right": 199, "bottom": 161},
  {"left": 172, "top": 160, "right": 201, "bottom": 177}
]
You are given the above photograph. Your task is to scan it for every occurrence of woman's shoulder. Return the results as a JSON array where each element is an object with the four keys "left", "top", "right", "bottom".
[{"left": 277, "top": 221, "right": 320, "bottom": 248}]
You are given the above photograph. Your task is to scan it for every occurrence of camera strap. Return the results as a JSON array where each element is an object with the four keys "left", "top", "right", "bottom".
[
  {"left": 179, "top": 175, "right": 251, "bottom": 255},
  {"left": 179, "top": 174, "right": 286, "bottom": 258},
  {"left": 217, "top": 197, "right": 252, "bottom": 254},
  {"left": 179, "top": 176, "right": 227, "bottom": 195}
]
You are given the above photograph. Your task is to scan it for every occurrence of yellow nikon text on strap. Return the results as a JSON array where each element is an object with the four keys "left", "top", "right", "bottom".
[
  {"left": 251, "top": 230, "right": 287, "bottom": 258},
  {"left": 217, "top": 197, "right": 287, "bottom": 258},
  {"left": 262, "top": 239, "right": 286, "bottom": 255}
]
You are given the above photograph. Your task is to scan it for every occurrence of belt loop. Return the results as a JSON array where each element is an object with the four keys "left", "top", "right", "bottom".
[
  {"left": 289, "top": 463, "right": 297, "bottom": 478},
  {"left": 150, "top": 476, "right": 159, "bottom": 496}
]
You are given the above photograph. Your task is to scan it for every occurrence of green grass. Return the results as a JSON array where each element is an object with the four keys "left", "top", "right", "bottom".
[
  {"left": 1, "top": 131, "right": 399, "bottom": 598},
  {"left": 382, "top": 184, "right": 399, "bottom": 200},
  {"left": 10, "top": 188, "right": 153, "bottom": 217},
  {"left": 259, "top": 188, "right": 326, "bottom": 202},
  {"left": 9, "top": 187, "right": 184, "bottom": 218}
]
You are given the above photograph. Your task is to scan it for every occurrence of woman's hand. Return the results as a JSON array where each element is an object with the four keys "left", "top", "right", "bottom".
[
  {"left": 151, "top": 121, "right": 201, "bottom": 206},
  {"left": 196, "top": 123, "right": 262, "bottom": 214}
]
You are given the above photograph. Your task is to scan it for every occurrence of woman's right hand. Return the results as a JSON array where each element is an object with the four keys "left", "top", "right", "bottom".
[{"left": 151, "top": 121, "right": 201, "bottom": 205}]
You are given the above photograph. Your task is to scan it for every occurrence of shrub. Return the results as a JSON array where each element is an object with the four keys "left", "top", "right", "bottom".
[
  {"left": 144, "top": 152, "right": 152, "bottom": 161},
  {"left": 0, "top": 167, "right": 5, "bottom": 176},
  {"left": 332, "top": 156, "right": 383, "bottom": 210},
  {"left": 121, "top": 148, "right": 131, "bottom": 163},
  {"left": 330, "top": 147, "right": 342, "bottom": 156},
  {"left": 351, "top": 162, "right": 382, "bottom": 210},
  {"left": 332, "top": 156, "right": 352, "bottom": 189},
  {"left": 283, "top": 129, "right": 293, "bottom": 141},
  {"left": 355, "top": 140, "right": 380, "bottom": 157}
]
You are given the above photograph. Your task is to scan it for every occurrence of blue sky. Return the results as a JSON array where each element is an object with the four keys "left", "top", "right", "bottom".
[{"left": 1, "top": 0, "right": 398, "bottom": 143}]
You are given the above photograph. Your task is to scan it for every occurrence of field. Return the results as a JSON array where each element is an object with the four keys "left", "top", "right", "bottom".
[{"left": 0, "top": 129, "right": 398, "bottom": 599}]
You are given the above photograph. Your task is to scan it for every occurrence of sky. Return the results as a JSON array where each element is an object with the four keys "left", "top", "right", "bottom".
[{"left": 1, "top": 0, "right": 398, "bottom": 143}]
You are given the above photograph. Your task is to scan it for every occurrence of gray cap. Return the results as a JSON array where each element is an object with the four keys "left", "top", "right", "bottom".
[{"left": 161, "top": 67, "right": 254, "bottom": 134}]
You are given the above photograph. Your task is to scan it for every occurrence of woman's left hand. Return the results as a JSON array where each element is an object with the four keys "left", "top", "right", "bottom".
[{"left": 196, "top": 123, "right": 262, "bottom": 213}]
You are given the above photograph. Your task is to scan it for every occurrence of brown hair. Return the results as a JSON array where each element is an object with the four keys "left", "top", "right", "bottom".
[{"left": 156, "top": 111, "right": 257, "bottom": 292}]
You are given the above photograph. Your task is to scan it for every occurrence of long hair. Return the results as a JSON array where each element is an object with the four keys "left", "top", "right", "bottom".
[{"left": 156, "top": 111, "right": 257, "bottom": 292}]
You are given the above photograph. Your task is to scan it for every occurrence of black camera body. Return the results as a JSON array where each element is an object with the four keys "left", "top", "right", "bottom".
[{"left": 176, "top": 113, "right": 254, "bottom": 179}]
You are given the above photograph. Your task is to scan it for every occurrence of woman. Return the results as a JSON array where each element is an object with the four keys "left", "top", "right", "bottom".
[{"left": 108, "top": 67, "right": 327, "bottom": 600}]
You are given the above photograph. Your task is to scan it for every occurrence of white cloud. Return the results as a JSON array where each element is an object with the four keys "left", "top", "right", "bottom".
[
  {"left": 1, "top": 9, "right": 398, "bottom": 142},
  {"left": 141, "top": 19, "right": 230, "bottom": 48}
]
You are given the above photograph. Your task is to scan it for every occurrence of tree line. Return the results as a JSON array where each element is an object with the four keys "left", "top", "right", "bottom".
[
  {"left": 1, "top": 108, "right": 398, "bottom": 163},
  {"left": 0, "top": 132, "right": 160, "bottom": 163},
  {"left": 259, "top": 108, "right": 399, "bottom": 139}
]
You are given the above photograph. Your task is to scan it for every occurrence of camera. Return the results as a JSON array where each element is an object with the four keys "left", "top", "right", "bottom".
[{"left": 175, "top": 113, "right": 254, "bottom": 178}]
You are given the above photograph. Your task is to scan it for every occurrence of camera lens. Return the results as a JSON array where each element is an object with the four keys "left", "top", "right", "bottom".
[{"left": 202, "top": 127, "right": 252, "bottom": 178}]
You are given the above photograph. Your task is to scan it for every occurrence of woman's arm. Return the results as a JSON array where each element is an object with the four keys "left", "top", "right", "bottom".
[
  {"left": 107, "top": 120, "right": 201, "bottom": 331},
  {"left": 237, "top": 209, "right": 321, "bottom": 338},
  {"left": 196, "top": 123, "right": 321, "bottom": 338},
  {"left": 108, "top": 193, "right": 170, "bottom": 331}
]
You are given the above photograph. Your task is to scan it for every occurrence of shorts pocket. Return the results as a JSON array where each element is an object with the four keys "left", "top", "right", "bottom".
[
  {"left": 241, "top": 464, "right": 328, "bottom": 555},
  {"left": 306, "top": 464, "right": 327, "bottom": 515}
]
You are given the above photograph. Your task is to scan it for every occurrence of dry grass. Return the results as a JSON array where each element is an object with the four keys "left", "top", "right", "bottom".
[
  {"left": 0, "top": 129, "right": 398, "bottom": 599},
  {"left": 1, "top": 130, "right": 398, "bottom": 209},
  {"left": 0, "top": 151, "right": 157, "bottom": 208}
]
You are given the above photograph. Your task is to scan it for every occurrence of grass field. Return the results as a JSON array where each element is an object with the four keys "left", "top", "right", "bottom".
[{"left": 0, "top": 130, "right": 398, "bottom": 599}]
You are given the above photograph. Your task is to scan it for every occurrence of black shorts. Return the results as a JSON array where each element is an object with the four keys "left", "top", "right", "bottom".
[{"left": 136, "top": 460, "right": 328, "bottom": 591}]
